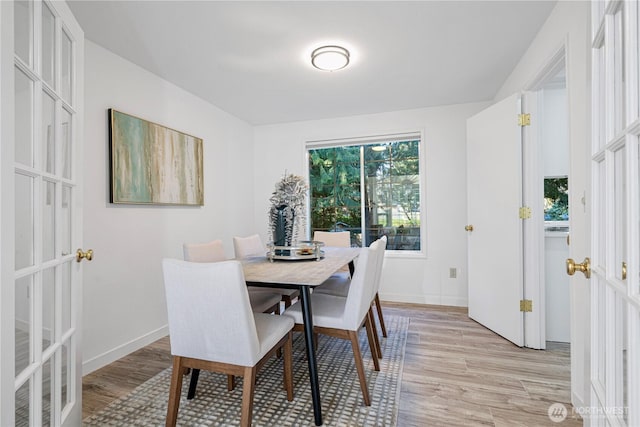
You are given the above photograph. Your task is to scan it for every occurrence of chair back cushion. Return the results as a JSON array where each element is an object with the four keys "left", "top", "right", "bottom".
[
  {"left": 313, "top": 231, "right": 350, "bottom": 247},
  {"left": 162, "top": 259, "right": 260, "bottom": 366},
  {"left": 183, "top": 239, "right": 226, "bottom": 262},
  {"left": 371, "top": 236, "right": 387, "bottom": 295},
  {"left": 342, "top": 238, "right": 385, "bottom": 329},
  {"left": 233, "top": 234, "right": 265, "bottom": 259}
]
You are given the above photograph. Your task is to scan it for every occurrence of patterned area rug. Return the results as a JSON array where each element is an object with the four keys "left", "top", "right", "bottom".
[{"left": 83, "top": 315, "right": 408, "bottom": 426}]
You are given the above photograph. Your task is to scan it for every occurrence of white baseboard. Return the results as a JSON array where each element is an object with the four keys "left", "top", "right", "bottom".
[
  {"left": 380, "top": 292, "right": 468, "bottom": 307},
  {"left": 82, "top": 325, "right": 169, "bottom": 376}
]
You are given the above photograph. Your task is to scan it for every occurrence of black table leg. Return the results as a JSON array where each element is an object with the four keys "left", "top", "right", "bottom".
[
  {"left": 187, "top": 369, "right": 200, "bottom": 399},
  {"left": 299, "top": 285, "right": 322, "bottom": 426}
]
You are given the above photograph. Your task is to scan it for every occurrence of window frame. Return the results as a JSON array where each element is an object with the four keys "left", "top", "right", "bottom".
[{"left": 305, "top": 130, "right": 427, "bottom": 257}]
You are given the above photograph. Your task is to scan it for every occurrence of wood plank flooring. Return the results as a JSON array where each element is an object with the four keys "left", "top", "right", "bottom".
[{"left": 82, "top": 302, "right": 582, "bottom": 425}]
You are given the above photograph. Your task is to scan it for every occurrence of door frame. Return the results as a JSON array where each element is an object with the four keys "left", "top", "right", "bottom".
[
  {"left": 0, "top": 1, "right": 17, "bottom": 424},
  {"left": 522, "top": 43, "right": 568, "bottom": 350}
]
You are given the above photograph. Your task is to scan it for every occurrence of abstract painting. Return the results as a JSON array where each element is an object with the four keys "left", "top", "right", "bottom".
[{"left": 109, "top": 109, "right": 204, "bottom": 205}]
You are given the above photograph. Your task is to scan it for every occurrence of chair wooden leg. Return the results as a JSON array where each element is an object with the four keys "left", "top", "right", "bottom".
[
  {"left": 187, "top": 368, "right": 200, "bottom": 399},
  {"left": 374, "top": 293, "right": 387, "bottom": 338},
  {"left": 282, "top": 295, "right": 292, "bottom": 308},
  {"left": 240, "top": 366, "right": 257, "bottom": 427},
  {"left": 368, "top": 307, "right": 382, "bottom": 360},
  {"left": 166, "top": 356, "right": 184, "bottom": 427},
  {"left": 284, "top": 331, "right": 294, "bottom": 401},
  {"left": 227, "top": 375, "right": 235, "bottom": 391},
  {"left": 348, "top": 331, "right": 371, "bottom": 406},
  {"left": 364, "top": 312, "right": 381, "bottom": 372}
]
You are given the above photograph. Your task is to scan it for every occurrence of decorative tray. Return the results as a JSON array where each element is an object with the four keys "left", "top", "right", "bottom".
[{"left": 267, "top": 241, "right": 325, "bottom": 262}]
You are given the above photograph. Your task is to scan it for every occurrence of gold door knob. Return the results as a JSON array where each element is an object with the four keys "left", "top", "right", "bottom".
[
  {"left": 622, "top": 262, "right": 627, "bottom": 280},
  {"left": 566, "top": 257, "right": 590, "bottom": 279},
  {"left": 465, "top": 225, "right": 474, "bottom": 232},
  {"left": 76, "top": 248, "right": 94, "bottom": 263}
]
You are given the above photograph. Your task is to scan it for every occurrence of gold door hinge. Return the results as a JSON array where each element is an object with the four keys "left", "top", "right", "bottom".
[
  {"left": 520, "top": 299, "right": 533, "bottom": 312},
  {"left": 519, "top": 206, "right": 532, "bottom": 219},
  {"left": 518, "top": 113, "right": 531, "bottom": 126}
]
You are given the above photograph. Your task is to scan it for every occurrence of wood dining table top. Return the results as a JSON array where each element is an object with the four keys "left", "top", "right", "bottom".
[{"left": 240, "top": 247, "right": 360, "bottom": 287}]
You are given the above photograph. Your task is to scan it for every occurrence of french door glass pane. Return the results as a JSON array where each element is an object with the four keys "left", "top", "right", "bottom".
[
  {"left": 14, "top": 0, "right": 32, "bottom": 65},
  {"left": 42, "top": 267, "right": 55, "bottom": 352},
  {"left": 615, "top": 295, "right": 628, "bottom": 424},
  {"left": 61, "top": 263, "right": 71, "bottom": 334},
  {"left": 41, "top": 3, "right": 55, "bottom": 87},
  {"left": 597, "top": 278, "right": 606, "bottom": 387},
  {"left": 613, "top": 10, "right": 625, "bottom": 134},
  {"left": 61, "top": 30, "right": 72, "bottom": 103},
  {"left": 15, "top": 173, "right": 34, "bottom": 270},
  {"left": 15, "top": 68, "right": 33, "bottom": 167},
  {"left": 61, "top": 108, "right": 72, "bottom": 179},
  {"left": 61, "top": 340, "right": 71, "bottom": 410},
  {"left": 61, "top": 185, "right": 71, "bottom": 256},
  {"left": 42, "top": 356, "right": 53, "bottom": 427},
  {"left": 596, "top": 48, "right": 606, "bottom": 151},
  {"left": 15, "top": 379, "right": 29, "bottom": 427},
  {"left": 43, "top": 180, "right": 55, "bottom": 262},
  {"left": 597, "top": 160, "right": 606, "bottom": 269},
  {"left": 613, "top": 147, "right": 626, "bottom": 281},
  {"left": 592, "top": 1, "right": 605, "bottom": 37},
  {"left": 42, "top": 91, "right": 56, "bottom": 174},
  {"left": 15, "top": 275, "right": 32, "bottom": 376},
  {"left": 637, "top": 3, "right": 640, "bottom": 121}
]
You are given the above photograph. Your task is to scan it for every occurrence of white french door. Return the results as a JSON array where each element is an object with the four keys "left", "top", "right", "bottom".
[
  {"left": 589, "top": 0, "right": 639, "bottom": 425},
  {"left": 2, "top": 1, "right": 84, "bottom": 426}
]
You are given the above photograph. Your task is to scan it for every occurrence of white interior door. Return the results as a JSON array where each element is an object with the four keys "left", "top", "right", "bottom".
[
  {"left": 467, "top": 93, "right": 524, "bottom": 346},
  {"left": 2, "top": 1, "right": 84, "bottom": 425},
  {"left": 589, "top": 1, "right": 639, "bottom": 425}
]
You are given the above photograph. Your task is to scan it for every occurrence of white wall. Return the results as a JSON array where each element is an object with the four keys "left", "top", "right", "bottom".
[
  {"left": 493, "top": 0, "right": 590, "bottom": 409},
  {"left": 541, "top": 87, "right": 569, "bottom": 178},
  {"left": 82, "top": 41, "right": 256, "bottom": 374},
  {"left": 253, "top": 103, "right": 488, "bottom": 307}
]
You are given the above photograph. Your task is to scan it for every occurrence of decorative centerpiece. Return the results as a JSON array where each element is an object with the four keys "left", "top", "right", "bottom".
[{"left": 268, "top": 173, "right": 308, "bottom": 255}]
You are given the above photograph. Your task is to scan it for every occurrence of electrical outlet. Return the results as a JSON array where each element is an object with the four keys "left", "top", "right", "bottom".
[{"left": 449, "top": 268, "right": 457, "bottom": 279}]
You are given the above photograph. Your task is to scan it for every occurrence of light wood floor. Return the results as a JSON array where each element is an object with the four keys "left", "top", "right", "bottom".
[{"left": 83, "top": 302, "right": 582, "bottom": 425}]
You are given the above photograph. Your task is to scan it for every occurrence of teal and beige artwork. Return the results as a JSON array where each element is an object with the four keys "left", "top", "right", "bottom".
[{"left": 109, "top": 109, "right": 204, "bottom": 205}]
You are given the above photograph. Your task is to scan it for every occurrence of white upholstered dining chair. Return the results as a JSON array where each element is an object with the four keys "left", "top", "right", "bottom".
[
  {"left": 313, "top": 230, "right": 351, "bottom": 248},
  {"left": 183, "top": 239, "right": 282, "bottom": 315},
  {"left": 282, "top": 238, "right": 386, "bottom": 406},
  {"left": 313, "top": 232, "right": 388, "bottom": 339},
  {"left": 233, "top": 234, "right": 300, "bottom": 307},
  {"left": 162, "top": 259, "right": 294, "bottom": 427},
  {"left": 182, "top": 239, "right": 283, "bottom": 394}
]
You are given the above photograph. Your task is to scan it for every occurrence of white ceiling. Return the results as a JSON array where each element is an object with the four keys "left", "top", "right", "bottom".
[{"left": 68, "top": 1, "right": 557, "bottom": 125}]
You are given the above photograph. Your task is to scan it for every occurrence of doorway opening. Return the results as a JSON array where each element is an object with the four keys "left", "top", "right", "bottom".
[
  {"left": 539, "top": 69, "right": 571, "bottom": 346},
  {"left": 523, "top": 53, "right": 571, "bottom": 350}
]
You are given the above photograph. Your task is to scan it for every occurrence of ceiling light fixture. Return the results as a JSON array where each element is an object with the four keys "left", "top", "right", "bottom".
[{"left": 311, "top": 45, "right": 350, "bottom": 71}]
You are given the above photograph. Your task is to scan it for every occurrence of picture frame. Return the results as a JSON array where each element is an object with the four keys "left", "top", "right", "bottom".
[{"left": 108, "top": 109, "right": 204, "bottom": 206}]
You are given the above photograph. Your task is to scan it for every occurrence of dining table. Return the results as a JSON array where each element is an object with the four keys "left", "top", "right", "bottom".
[{"left": 241, "top": 246, "right": 360, "bottom": 426}]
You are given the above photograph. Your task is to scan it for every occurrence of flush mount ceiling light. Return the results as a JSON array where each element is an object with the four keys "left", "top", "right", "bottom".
[{"left": 311, "top": 45, "right": 350, "bottom": 71}]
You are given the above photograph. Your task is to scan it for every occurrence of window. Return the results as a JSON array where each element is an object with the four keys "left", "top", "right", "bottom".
[
  {"left": 543, "top": 176, "right": 569, "bottom": 227},
  {"left": 307, "top": 135, "right": 423, "bottom": 251}
]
